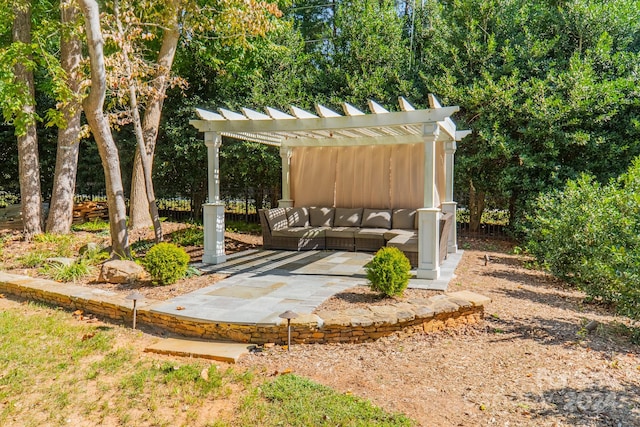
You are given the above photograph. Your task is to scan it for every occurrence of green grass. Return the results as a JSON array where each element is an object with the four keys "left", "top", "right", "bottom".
[
  {"left": 0, "top": 303, "right": 414, "bottom": 426},
  {"left": 236, "top": 374, "right": 415, "bottom": 426},
  {"left": 72, "top": 219, "right": 110, "bottom": 232},
  {"left": 18, "top": 249, "right": 55, "bottom": 267},
  {"left": 40, "top": 260, "right": 94, "bottom": 282},
  {"left": 170, "top": 225, "right": 205, "bottom": 247},
  {"left": 226, "top": 220, "right": 261, "bottom": 234}
]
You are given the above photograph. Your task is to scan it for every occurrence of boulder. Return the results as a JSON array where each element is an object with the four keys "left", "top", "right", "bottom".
[{"left": 99, "top": 260, "right": 144, "bottom": 284}]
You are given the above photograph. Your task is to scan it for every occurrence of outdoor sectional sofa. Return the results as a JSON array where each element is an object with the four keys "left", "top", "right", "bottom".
[{"left": 259, "top": 207, "right": 426, "bottom": 266}]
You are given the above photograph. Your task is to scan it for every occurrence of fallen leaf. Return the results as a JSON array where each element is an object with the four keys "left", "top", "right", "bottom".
[
  {"left": 73, "top": 310, "right": 83, "bottom": 316},
  {"left": 0, "top": 293, "right": 5, "bottom": 298},
  {"left": 176, "top": 306, "right": 185, "bottom": 310},
  {"left": 280, "top": 368, "right": 292, "bottom": 375},
  {"left": 81, "top": 332, "right": 96, "bottom": 341}
]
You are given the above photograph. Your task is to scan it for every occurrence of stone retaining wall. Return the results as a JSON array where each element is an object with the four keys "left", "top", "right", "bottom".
[{"left": 0, "top": 272, "right": 490, "bottom": 345}]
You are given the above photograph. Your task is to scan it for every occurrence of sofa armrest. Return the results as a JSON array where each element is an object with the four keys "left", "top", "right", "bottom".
[{"left": 258, "top": 209, "right": 273, "bottom": 249}]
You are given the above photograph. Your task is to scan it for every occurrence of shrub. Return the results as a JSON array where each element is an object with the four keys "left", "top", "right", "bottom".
[
  {"left": 143, "top": 242, "right": 190, "bottom": 285},
  {"left": 19, "top": 250, "right": 54, "bottom": 268},
  {"left": 365, "top": 247, "right": 411, "bottom": 297},
  {"left": 170, "top": 226, "right": 204, "bottom": 247},
  {"left": 525, "top": 158, "right": 640, "bottom": 322},
  {"left": 43, "top": 260, "right": 93, "bottom": 282}
]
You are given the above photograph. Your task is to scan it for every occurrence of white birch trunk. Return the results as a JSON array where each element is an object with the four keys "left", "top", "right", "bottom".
[
  {"left": 129, "top": 3, "right": 180, "bottom": 228},
  {"left": 78, "top": 0, "right": 130, "bottom": 258}
]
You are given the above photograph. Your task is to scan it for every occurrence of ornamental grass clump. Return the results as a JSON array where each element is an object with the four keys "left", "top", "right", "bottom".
[
  {"left": 365, "top": 247, "right": 412, "bottom": 297},
  {"left": 143, "top": 242, "right": 190, "bottom": 285}
]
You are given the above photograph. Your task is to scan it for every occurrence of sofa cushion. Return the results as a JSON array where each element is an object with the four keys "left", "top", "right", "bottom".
[
  {"left": 265, "top": 208, "right": 288, "bottom": 231},
  {"left": 326, "top": 227, "right": 359, "bottom": 238},
  {"left": 383, "top": 229, "right": 417, "bottom": 241},
  {"left": 334, "top": 207, "right": 363, "bottom": 227},
  {"left": 355, "top": 228, "right": 388, "bottom": 240},
  {"left": 309, "top": 207, "right": 334, "bottom": 227},
  {"left": 272, "top": 227, "right": 326, "bottom": 238},
  {"left": 387, "top": 234, "right": 418, "bottom": 252},
  {"left": 392, "top": 209, "right": 416, "bottom": 230},
  {"left": 287, "top": 207, "right": 310, "bottom": 227},
  {"left": 361, "top": 209, "right": 392, "bottom": 229}
]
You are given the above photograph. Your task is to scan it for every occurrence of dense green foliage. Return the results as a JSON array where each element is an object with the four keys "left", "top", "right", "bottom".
[
  {"left": 143, "top": 242, "right": 190, "bottom": 285},
  {"left": 3, "top": 0, "right": 639, "bottom": 227},
  {"left": 526, "top": 159, "right": 640, "bottom": 321},
  {"left": 365, "top": 247, "right": 412, "bottom": 297}
]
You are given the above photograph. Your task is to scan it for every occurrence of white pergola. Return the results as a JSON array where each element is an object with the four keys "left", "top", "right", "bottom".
[{"left": 190, "top": 95, "right": 471, "bottom": 279}]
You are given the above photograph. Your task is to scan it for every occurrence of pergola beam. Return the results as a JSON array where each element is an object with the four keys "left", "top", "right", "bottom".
[{"left": 190, "top": 106, "right": 459, "bottom": 134}]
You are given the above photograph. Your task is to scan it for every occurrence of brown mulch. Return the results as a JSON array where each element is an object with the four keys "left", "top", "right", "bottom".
[
  {"left": 238, "top": 238, "right": 640, "bottom": 427},
  {"left": 0, "top": 222, "right": 262, "bottom": 301},
  {"left": 1, "top": 226, "right": 639, "bottom": 426}
]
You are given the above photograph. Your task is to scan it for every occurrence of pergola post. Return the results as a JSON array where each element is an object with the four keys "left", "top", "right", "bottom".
[
  {"left": 441, "top": 140, "right": 458, "bottom": 254},
  {"left": 202, "top": 132, "right": 226, "bottom": 264},
  {"left": 278, "top": 147, "right": 293, "bottom": 208},
  {"left": 417, "top": 125, "right": 441, "bottom": 280}
]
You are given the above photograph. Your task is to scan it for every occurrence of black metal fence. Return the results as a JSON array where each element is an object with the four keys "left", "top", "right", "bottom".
[{"left": 4, "top": 191, "right": 511, "bottom": 239}]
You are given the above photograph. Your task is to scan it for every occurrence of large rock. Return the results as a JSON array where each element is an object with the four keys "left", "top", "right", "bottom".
[{"left": 99, "top": 260, "right": 144, "bottom": 284}]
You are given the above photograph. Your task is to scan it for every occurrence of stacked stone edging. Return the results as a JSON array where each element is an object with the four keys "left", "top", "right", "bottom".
[{"left": 0, "top": 272, "right": 490, "bottom": 345}]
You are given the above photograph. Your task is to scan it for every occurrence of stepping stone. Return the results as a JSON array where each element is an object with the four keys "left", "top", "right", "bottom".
[{"left": 144, "top": 338, "right": 252, "bottom": 363}]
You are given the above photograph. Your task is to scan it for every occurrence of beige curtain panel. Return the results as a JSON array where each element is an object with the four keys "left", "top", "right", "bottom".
[{"left": 291, "top": 143, "right": 444, "bottom": 210}]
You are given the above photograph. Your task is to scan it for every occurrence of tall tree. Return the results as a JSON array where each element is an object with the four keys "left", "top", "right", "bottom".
[
  {"left": 118, "top": 0, "right": 281, "bottom": 229},
  {"left": 113, "top": 0, "right": 163, "bottom": 242},
  {"left": 46, "top": 0, "right": 83, "bottom": 234},
  {"left": 79, "top": 0, "right": 130, "bottom": 258},
  {"left": 11, "top": 1, "right": 42, "bottom": 239}
]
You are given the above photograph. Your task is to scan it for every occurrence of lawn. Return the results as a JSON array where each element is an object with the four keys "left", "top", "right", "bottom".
[{"left": 0, "top": 299, "right": 413, "bottom": 427}]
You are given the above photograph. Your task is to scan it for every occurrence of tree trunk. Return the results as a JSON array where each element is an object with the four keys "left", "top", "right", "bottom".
[
  {"left": 114, "top": 0, "right": 163, "bottom": 243},
  {"left": 79, "top": 0, "right": 130, "bottom": 258},
  {"left": 46, "top": 0, "right": 82, "bottom": 234},
  {"left": 12, "top": 2, "right": 42, "bottom": 239},
  {"left": 129, "top": 3, "right": 180, "bottom": 229},
  {"left": 468, "top": 179, "right": 485, "bottom": 233}
]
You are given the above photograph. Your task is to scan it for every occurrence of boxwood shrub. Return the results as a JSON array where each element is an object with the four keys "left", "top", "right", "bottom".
[
  {"left": 365, "top": 246, "right": 412, "bottom": 297},
  {"left": 143, "top": 242, "right": 190, "bottom": 285}
]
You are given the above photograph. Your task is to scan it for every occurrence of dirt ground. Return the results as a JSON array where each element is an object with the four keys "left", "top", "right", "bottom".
[
  {"left": 1, "top": 227, "right": 639, "bottom": 426},
  {"left": 239, "top": 238, "right": 640, "bottom": 427}
]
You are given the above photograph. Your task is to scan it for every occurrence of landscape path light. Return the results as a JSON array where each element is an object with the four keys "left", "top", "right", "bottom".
[
  {"left": 278, "top": 310, "right": 299, "bottom": 352},
  {"left": 126, "top": 291, "right": 145, "bottom": 329}
]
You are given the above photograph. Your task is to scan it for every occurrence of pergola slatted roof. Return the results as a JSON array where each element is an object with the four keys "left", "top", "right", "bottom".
[{"left": 190, "top": 96, "right": 471, "bottom": 148}]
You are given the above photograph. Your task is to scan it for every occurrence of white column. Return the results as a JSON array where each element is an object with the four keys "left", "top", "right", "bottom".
[
  {"left": 278, "top": 146, "right": 294, "bottom": 208},
  {"left": 441, "top": 139, "right": 458, "bottom": 254},
  {"left": 418, "top": 125, "right": 441, "bottom": 280},
  {"left": 202, "top": 132, "right": 226, "bottom": 264}
]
